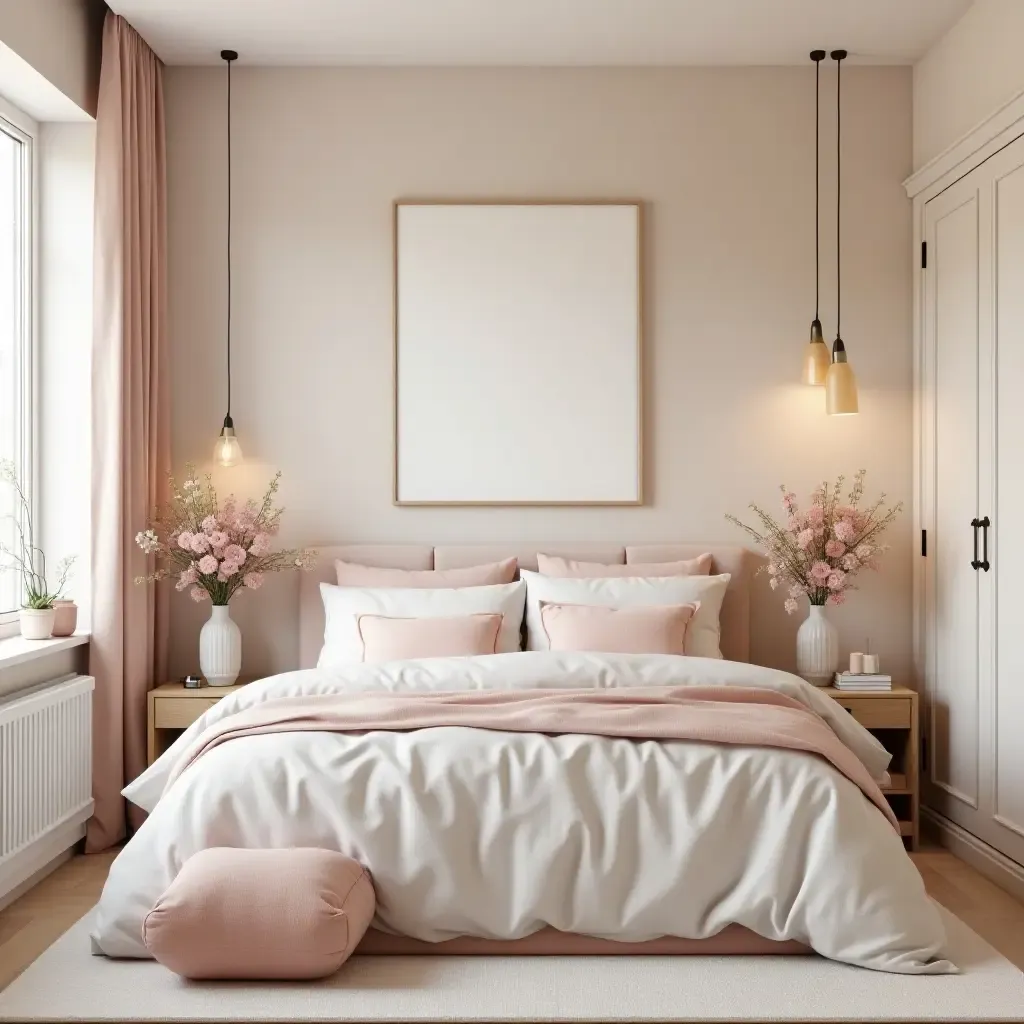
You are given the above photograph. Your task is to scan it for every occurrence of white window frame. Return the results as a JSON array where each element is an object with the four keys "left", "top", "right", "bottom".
[{"left": 0, "top": 95, "right": 38, "bottom": 639}]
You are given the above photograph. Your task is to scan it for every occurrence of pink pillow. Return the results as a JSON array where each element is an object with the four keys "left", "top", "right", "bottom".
[
  {"left": 539, "top": 602, "right": 698, "bottom": 655},
  {"left": 143, "top": 848, "right": 375, "bottom": 980},
  {"left": 357, "top": 613, "right": 502, "bottom": 662},
  {"left": 336, "top": 557, "right": 517, "bottom": 588},
  {"left": 537, "top": 553, "right": 712, "bottom": 578}
]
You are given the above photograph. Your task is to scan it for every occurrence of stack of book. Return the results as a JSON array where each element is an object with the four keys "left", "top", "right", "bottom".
[{"left": 833, "top": 672, "right": 892, "bottom": 691}]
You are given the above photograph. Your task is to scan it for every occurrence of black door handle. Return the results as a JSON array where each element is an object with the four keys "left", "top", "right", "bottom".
[
  {"left": 971, "top": 518, "right": 982, "bottom": 570},
  {"left": 980, "top": 516, "right": 991, "bottom": 572}
]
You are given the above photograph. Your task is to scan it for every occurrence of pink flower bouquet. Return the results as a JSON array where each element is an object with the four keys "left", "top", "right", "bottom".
[
  {"left": 727, "top": 470, "right": 901, "bottom": 613},
  {"left": 134, "top": 466, "right": 316, "bottom": 604}
]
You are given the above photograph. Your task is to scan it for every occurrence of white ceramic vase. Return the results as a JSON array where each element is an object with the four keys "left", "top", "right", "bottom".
[
  {"left": 19, "top": 607, "right": 55, "bottom": 640},
  {"left": 199, "top": 604, "right": 241, "bottom": 686},
  {"left": 796, "top": 604, "right": 838, "bottom": 686}
]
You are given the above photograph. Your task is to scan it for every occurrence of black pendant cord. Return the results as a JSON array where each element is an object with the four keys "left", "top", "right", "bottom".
[
  {"left": 225, "top": 51, "right": 233, "bottom": 422},
  {"left": 834, "top": 50, "right": 844, "bottom": 339},
  {"left": 814, "top": 55, "right": 820, "bottom": 322},
  {"left": 809, "top": 49, "right": 825, "bottom": 337}
]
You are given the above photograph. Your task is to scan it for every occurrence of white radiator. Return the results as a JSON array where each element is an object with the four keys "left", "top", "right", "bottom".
[{"left": 0, "top": 674, "right": 94, "bottom": 903}]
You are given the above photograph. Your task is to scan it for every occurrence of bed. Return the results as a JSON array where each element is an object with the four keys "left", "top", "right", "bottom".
[{"left": 91, "top": 544, "right": 952, "bottom": 975}]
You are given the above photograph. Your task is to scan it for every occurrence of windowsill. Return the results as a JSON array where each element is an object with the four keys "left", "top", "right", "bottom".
[{"left": 0, "top": 632, "right": 89, "bottom": 671}]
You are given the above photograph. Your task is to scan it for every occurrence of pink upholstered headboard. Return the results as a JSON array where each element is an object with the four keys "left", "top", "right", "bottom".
[{"left": 298, "top": 544, "right": 752, "bottom": 669}]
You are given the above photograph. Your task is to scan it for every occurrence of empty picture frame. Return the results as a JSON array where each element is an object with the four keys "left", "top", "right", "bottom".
[{"left": 394, "top": 200, "right": 643, "bottom": 505}]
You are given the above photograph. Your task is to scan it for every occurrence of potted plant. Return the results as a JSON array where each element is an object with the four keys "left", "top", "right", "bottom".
[
  {"left": 134, "top": 466, "right": 316, "bottom": 685},
  {"left": 0, "top": 460, "right": 76, "bottom": 640},
  {"left": 728, "top": 471, "right": 901, "bottom": 685}
]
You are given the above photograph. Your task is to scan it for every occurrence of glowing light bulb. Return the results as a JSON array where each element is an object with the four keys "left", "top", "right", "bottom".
[
  {"left": 214, "top": 418, "right": 242, "bottom": 467},
  {"left": 802, "top": 320, "right": 829, "bottom": 386},
  {"left": 825, "top": 339, "right": 859, "bottom": 416}
]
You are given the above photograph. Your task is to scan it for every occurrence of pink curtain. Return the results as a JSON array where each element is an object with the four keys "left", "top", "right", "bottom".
[{"left": 87, "top": 12, "right": 170, "bottom": 851}]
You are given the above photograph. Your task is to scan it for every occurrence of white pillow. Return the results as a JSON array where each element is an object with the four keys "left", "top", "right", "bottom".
[
  {"left": 520, "top": 570, "right": 730, "bottom": 659},
  {"left": 318, "top": 582, "right": 526, "bottom": 667}
]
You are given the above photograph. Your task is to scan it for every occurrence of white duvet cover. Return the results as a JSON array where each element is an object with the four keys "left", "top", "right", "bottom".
[{"left": 94, "top": 652, "right": 951, "bottom": 974}]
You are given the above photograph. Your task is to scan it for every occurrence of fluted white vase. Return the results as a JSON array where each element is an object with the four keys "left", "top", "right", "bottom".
[
  {"left": 199, "top": 604, "right": 241, "bottom": 686},
  {"left": 796, "top": 604, "right": 838, "bottom": 686}
]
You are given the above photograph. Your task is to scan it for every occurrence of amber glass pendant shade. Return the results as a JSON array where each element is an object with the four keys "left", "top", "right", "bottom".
[
  {"left": 802, "top": 319, "right": 829, "bottom": 385},
  {"left": 825, "top": 339, "right": 858, "bottom": 415}
]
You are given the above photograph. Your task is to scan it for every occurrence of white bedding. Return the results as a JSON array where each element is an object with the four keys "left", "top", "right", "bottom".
[
  {"left": 318, "top": 581, "right": 526, "bottom": 665},
  {"left": 95, "top": 653, "right": 950, "bottom": 974},
  {"left": 520, "top": 571, "right": 730, "bottom": 656}
]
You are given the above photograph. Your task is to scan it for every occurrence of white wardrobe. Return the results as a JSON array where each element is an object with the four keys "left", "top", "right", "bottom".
[{"left": 916, "top": 127, "right": 1024, "bottom": 870}]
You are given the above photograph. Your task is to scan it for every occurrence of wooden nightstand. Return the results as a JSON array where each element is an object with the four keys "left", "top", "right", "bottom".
[
  {"left": 147, "top": 681, "right": 251, "bottom": 765},
  {"left": 820, "top": 685, "right": 919, "bottom": 850}
]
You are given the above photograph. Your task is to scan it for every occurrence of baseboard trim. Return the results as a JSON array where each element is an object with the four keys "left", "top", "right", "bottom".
[
  {"left": 0, "top": 847, "right": 77, "bottom": 913},
  {"left": 0, "top": 808, "right": 91, "bottom": 911},
  {"left": 922, "top": 806, "right": 1024, "bottom": 902}
]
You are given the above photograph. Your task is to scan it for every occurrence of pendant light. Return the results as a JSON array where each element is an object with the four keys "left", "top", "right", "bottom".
[
  {"left": 213, "top": 48, "right": 243, "bottom": 467},
  {"left": 801, "top": 49, "right": 829, "bottom": 386},
  {"left": 825, "top": 49, "right": 859, "bottom": 416}
]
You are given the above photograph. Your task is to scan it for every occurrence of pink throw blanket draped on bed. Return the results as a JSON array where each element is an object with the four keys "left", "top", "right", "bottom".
[{"left": 164, "top": 685, "right": 897, "bottom": 830}]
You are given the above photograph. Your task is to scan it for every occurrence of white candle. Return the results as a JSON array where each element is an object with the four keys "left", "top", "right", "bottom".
[
  {"left": 849, "top": 652, "right": 865, "bottom": 675},
  {"left": 863, "top": 654, "right": 880, "bottom": 674}
]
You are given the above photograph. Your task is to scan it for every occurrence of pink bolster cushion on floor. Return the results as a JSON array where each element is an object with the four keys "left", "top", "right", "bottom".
[{"left": 143, "top": 848, "right": 375, "bottom": 980}]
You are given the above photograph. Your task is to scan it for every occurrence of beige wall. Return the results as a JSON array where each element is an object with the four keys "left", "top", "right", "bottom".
[
  {"left": 914, "top": 0, "right": 1024, "bottom": 170},
  {"left": 163, "top": 66, "right": 913, "bottom": 682},
  {"left": 0, "top": 0, "right": 105, "bottom": 117}
]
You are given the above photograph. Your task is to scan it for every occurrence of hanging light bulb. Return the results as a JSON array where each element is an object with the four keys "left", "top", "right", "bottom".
[
  {"left": 826, "top": 49, "right": 859, "bottom": 415},
  {"left": 214, "top": 416, "right": 243, "bottom": 467},
  {"left": 825, "top": 340, "right": 858, "bottom": 415},
  {"left": 213, "top": 48, "right": 245, "bottom": 462},
  {"left": 803, "top": 319, "right": 829, "bottom": 386},
  {"left": 802, "top": 49, "right": 829, "bottom": 386}
]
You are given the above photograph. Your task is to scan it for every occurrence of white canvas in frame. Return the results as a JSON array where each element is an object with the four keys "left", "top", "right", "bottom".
[{"left": 394, "top": 202, "right": 642, "bottom": 505}]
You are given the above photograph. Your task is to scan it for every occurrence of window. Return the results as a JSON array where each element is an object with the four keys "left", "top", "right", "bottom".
[{"left": 0, "top": 106, "right": 33, "bottom": 623}]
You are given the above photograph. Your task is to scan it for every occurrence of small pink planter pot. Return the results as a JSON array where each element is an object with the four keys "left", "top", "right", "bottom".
[{"left": 51, "top": 600, "right": 78, "bottom": 637}]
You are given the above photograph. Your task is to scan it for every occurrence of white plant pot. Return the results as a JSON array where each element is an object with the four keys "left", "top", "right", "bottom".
[
  {"left": 796, "top": 604, "right": 839, "bottom": 686},
  {"left": 199, "top": 604, "right": 242, "bottom": 686},
  {"left": 20, "top": 607, "right": 55, "bottom": 640}
]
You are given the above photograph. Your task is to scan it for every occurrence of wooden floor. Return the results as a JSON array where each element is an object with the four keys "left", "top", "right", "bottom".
[
  {"left": 1, "top": 846, "right": 1022, "bottom": 992},
  {"left": 0, "top": 850, "right": 118, "bottom": 992}
]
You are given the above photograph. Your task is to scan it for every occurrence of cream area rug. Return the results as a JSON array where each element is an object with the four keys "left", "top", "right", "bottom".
[{"left": 1, "top": 906, "right": 1022, "bottom": 1023}]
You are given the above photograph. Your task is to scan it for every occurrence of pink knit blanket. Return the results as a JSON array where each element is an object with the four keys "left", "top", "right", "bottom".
[{"left": 165, "top": 684, "right": 897, "bottom": 829}]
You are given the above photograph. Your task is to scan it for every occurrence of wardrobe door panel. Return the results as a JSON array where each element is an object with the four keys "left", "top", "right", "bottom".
[
  {"left": 924, "top": 185, "right": 982, "bottom": 822},
  {"left": 922, "top": 133, "right": 1024, "bottom": 865},
  {"left": 992, "top": 143, "right": 1024, "bottom": 855}
]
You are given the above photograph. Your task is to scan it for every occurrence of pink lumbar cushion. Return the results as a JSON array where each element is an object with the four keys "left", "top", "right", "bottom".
[
  {"left": 336, "top": 557, "right": 517, "bottom": 588},
  {"left": 357, "top": 612, "right": 503, "bottom": 662},
  {"left": 537, "top": 553, "right": 712, "bottom": 578},
  {"left": 539, "top": 602, "right": 698, "bottom": 655},
  {"left": 143, "top": 848, "right": 375, "bottom": 980}
]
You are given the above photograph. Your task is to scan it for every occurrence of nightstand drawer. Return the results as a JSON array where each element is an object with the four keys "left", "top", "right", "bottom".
[
  {"left": 834, "top": 698, "right": 911, "bottom": 730},
  {"left": 153, "top": 697, "right": 220, "bottom": 729}
]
